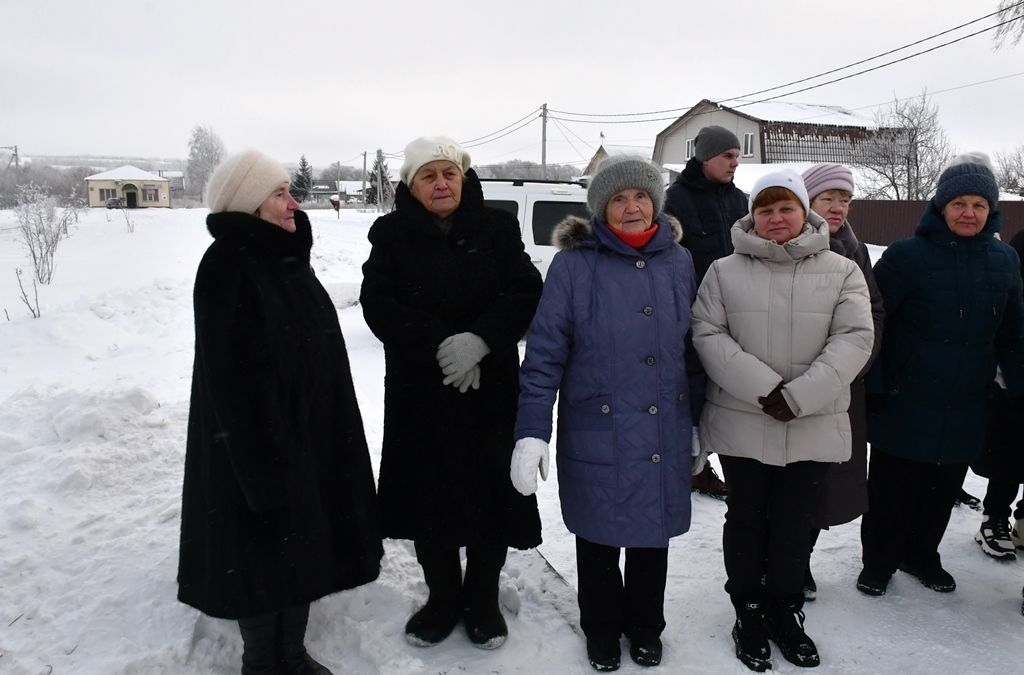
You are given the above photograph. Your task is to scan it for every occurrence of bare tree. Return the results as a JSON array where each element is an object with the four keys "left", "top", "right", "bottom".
[
  {"left": 14, "top": 183, "right": 70, "bottom": 284},
  {"left": 185, "top": 125, "right": 226, "bottom": 200},
  {"left": 854, "top": 91, "right": 953, "bottom": 200},
  {"left": 994, "top": 0, "right": 1024, "bottom": 49},
  {"left": 995, "top": 144, "right": 1024, "bottom": 196}
]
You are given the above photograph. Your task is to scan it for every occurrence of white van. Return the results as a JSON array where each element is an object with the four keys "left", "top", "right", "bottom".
[{"left": 481, "top": 179, "right": 589, "bottom": 278}]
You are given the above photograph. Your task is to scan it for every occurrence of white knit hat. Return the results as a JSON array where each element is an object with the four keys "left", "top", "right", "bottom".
[
  {"left": 399, "top": 136, "right": 471, "bottom": 186},
  {"left": 206, "top": 150, "right": 289, "bottom": 214},
  {"left": 749, "top": 169, "right": 810, "bottom": 214}
]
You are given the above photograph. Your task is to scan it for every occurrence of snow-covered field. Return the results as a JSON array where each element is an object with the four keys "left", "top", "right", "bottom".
[{"left": 0, "top": 207, "right": 1020, "bottom": 674}]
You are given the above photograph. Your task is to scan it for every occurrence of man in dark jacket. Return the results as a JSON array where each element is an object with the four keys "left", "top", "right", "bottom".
[{"left": 664, "top": 125, "right": 748, "bottom": 499}]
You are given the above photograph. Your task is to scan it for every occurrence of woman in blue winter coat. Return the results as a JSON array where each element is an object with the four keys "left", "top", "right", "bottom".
[
  {"left": 511, "top": 155, "right": 704, "bottom": 672},
  {"left": 859, "top": 153, "right": 1024, "bottom": 598}
]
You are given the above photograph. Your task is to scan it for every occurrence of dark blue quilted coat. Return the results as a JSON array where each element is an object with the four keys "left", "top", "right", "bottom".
[
  {"left": 866, "top": 202, "right": 1024, "bottom": 464},
  {"left": 515, "top": 214, "right": 703, "bottom": 547}
]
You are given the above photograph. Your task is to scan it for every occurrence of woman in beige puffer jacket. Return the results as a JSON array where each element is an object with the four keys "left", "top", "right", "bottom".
[{"left": 691, "top": 169, "right": 873, "bottom": 672}]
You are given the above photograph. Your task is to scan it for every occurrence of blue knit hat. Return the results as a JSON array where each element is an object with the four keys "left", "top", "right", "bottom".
[{"left": 933, "top": 152, "right": 999, "bottom": 211}]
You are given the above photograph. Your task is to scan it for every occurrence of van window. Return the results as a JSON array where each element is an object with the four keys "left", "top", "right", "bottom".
[
  {"left": 485, "top": 200, "right": 519, "bottom": 219},
  {"left": 532, "top": 201, "right": 590, "bottom": 246}
]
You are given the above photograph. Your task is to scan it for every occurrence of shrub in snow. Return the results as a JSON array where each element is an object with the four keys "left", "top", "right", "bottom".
[{"left": 14, "top": 183, "right": 75, "bottom": 284}]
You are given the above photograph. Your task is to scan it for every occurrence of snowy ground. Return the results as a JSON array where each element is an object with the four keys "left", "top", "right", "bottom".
[{"left": 0, "top": 207, "right": 1021, "bottom": 675}]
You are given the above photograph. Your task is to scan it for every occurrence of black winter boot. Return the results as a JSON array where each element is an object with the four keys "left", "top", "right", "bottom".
[
  {"left": 628, "top": 635, "right": 662, "bottom": 667},
  {"left": 586, "top": 636, "right": 622, "bottom": 672},
  {"left": 277, "top": 604, "right": 333, "bottom": 675},
  {"left": 766, "top": 603, "right": 819, "bottom": 668},
  {"left": 732, "top": 601, "right": 771, "bottom": 672},
  {"left": 238, "top": 612, "right": 279, "bottom": 675},
  {"left": 462, "top": 543, "right": 509, "bottom": 649},
  {"left": 405, "top": 543, "right": 463, "bottom": 647}
]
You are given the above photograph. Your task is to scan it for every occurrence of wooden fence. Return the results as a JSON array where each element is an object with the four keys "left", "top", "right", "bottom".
[{"left": 851, "top": 200, "right": 1024, "bottom": 247}]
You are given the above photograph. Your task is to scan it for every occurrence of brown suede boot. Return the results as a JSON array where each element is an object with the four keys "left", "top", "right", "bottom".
[{"left": 691, "top": 463, "right": 728, "bottom": 500}]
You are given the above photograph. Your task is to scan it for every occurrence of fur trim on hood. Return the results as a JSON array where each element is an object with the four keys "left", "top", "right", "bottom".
[{"left": 552, "top": 214, "right": 683, "bottom": 250}]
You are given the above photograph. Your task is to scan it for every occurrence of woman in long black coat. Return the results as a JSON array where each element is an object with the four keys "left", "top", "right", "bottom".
[
  {"left": 178, "top": 150, "right": 382, "bottom": 675},
  {"left": 360, "top": 136, "right": 543, "bottom": 650}
]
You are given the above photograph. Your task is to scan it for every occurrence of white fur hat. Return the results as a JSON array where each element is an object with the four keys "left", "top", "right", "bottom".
[
  {"left": 399, "top": 136, "right": 471, "bottom": 186},
  {"left": 206, "top": 150, "right": 289, "bottom": 214},
  {"left": 749, "top": 169, "right": 810, "bottom": 214}
]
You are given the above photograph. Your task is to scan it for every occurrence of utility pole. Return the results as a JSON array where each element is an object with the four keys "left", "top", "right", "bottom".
[
  {"left": 1, "top": 145, "right": 19, "bottom": 177},
  {"left": 361, "top": 151, "right": 367, "bottom": 209},
  {"left": 376, "top": 149, "right": 385, "bottom": 213},
  {"left": 541, "top": 104, "right": 548, "bottom": 180},
  {"left": 336, "top": 160, "right": 341, "bottom": 219}
]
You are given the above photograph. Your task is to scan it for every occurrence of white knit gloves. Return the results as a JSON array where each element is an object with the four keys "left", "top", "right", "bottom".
[
  {"left": 510, "top": 437, "right": 550, "bottom": 496},
  {"left": 691, "top": 427, "right": 708, "bottom": 476},
  {"left": 437, "top": 332, "right": 490, "bottom": 391}
]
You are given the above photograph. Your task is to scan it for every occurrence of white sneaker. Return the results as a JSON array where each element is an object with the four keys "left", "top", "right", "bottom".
[
  {"left": 976, "top": 519, "right": 1017, "bottom": 560},
  {"left": 1012, "top": 518, "right": 1024, "bottom": 550}
]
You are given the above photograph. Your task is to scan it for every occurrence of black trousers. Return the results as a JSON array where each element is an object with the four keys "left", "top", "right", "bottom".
[
  {"left": 719, "top": 456, "right": 828, "bottom": 610},
  {"left": 860, "top": 449, "right": 968, "bottom": 576},
  {"left": 575, "top": 536, "right": 668, "bottom": 643},
  {"left": 982, "top": 479, "right": 1024, "bottom": 522}
]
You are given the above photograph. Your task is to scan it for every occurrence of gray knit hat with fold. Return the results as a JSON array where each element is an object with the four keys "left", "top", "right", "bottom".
[
  {"left": 932, "top": 152, "right": 999, "bottom": 211},
  {"left": 587, "top": 155, "right": 665, "bottom": 221},
  {"left": 694, "top": 125, "right": 741, "bottom": 161}
]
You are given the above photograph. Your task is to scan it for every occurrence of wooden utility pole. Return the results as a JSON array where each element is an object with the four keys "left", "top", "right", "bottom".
[{"left": 361, "top": 151, "right": 367, "bottom": 208}]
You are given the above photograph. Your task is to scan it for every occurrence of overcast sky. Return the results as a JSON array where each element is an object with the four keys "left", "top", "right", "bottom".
[{"left": 3, "top": 0, "right": 1022, "bottom": 171}]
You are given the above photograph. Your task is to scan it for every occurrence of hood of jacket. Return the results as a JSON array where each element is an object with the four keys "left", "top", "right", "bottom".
[
  {"left": 915, "top": 199, "right": 1003, "bottom": 243},
  {"left": 730, "top": 210, "right": 831, "bottom": 263},
  {"left": 552, "top": 213, "right": 683, "bottom": 254}
]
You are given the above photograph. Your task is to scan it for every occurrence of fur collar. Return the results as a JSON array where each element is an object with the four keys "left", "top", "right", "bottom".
[{"left": 552, "top": 214, "right": 683, "bottom": 250}]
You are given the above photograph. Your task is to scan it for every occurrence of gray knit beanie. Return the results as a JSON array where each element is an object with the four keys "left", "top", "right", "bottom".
[
  {"left": 206, "top": 150, "right": 289, "bottom": 214},
  {"left": 933, "top": 152, "right": 999, "bottom": 211},
  {"left": 694, "top": 125, "right": 741, "bottom": 162},
  {"left": 587, "top": 155, "right": 665, "bottom": 222}
]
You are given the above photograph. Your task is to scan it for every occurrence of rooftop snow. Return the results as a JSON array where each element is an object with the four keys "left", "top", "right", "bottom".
[{"left": 84, "top": 165, "right": 168, "bottom": 181}]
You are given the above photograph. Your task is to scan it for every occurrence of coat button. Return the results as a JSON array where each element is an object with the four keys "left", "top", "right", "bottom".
[
  {"left": 678, "top": 393, "right": 685, "bottom": 401},
  {"left": 636, "top": 260, "right": 646, "bottom": 269},
  {"left": 648, "top": 405, "right": 658, "bottom": 415},
  {"left": 601, "top": 404, "right": 611, "bottom": 414},
  {"left": 643, "top": 306, "right": 654, "bottom": 316},
  {"left": 651, "top": 453, "right": 661, "bottom": 463},
  {"left": 646, "top": 356, "right": 656, "bottom": 366}
]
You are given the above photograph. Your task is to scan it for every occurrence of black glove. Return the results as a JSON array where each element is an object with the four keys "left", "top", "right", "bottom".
[{"left": 758, "top": 383, "right": 796, "bottom": 422}]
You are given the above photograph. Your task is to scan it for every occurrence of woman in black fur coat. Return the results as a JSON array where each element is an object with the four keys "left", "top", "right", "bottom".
[{"left": 178, "top": 150, "right": 382, "bottom": 675}]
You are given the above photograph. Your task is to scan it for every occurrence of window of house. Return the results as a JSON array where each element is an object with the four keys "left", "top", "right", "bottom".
[
  {"left": 685, "top": 138, "right": 694, "bottom": 159},
  {"left": 143, "top": 188, "right": 159, "bottom": 202},
  {"left": 99, "top": 188, "right": 117, "bottom": 201},
  {"left": 743, "top": 133, "right": 755, "bottom": 158}
]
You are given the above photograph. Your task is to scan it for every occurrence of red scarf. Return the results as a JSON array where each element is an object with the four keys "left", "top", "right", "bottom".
[{"left": 608, "top": 222, "right": 659, "bottom": 249}]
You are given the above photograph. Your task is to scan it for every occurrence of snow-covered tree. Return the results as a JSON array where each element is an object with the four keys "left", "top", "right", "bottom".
[
  {"left": 291, "top": 155, "right": 314, "bottom": 202},
  {"left": 318, "top": 162, "right": 366, "bottom": 182},
  {"left": 185, "top": 125, "right": 226, "bottom": 200},
  {"left": 854, "top": 91, "right": 953, "bottom": 200},
  {"left": 367, "top": 153, "right": 394, "bottom": 207},
  {"left": 994, "top": 0, "right": 1024, "bottom": 49}
]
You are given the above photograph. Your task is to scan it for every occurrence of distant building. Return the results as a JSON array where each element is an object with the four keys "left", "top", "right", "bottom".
[
  {"left": 307, "top": 180, "right": 367, "bottom": 204},
  {"left": 85, "top": 165, "right": 170, "bottom": 208},
  {"left": 653, "top": 99, "right": 885, "bottom": 168},
  {"left": 584, "top": 144, "right": 655, "bottom": 177}
]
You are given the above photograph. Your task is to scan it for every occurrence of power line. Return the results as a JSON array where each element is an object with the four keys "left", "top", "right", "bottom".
[
  {"left": 458, "top": 108, "right": 541, "bottom": 146},
  {"left": 549, "top": 3, "right": 1022, "bottom": 121},
  {"left": 381, "top": 108, "right": 541, "bottom": 159},
  {"left": 548, "top": 117, "right": 590, "bottom": 163}
]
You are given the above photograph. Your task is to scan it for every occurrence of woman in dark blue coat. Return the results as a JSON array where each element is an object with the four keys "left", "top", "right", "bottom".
[
  {"left": 511, "top": 155, "right": 703, "bottom": 672},
  {"left": 858, "top": 153, "right": 1024, "bottom": 597}
]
